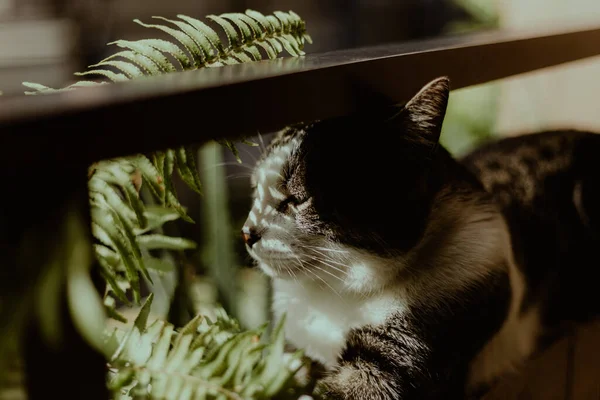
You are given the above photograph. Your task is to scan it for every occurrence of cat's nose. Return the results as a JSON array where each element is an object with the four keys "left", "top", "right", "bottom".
[{"left": 242, "top": 226, "right": 261, "bottom": 248}]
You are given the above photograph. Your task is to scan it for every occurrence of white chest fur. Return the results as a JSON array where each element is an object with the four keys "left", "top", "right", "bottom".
[{"left": 271, "top": 279, "right": 404, "bottom": 368}]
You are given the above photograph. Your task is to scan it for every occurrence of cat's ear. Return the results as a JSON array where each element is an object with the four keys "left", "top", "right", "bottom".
[{"left": 393, "top": 76, "right": 450, "bottom": 146}]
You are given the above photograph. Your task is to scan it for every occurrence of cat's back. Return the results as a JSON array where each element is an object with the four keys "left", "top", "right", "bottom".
[
  {"left": 460, "top": 130, "right": 598, "bottom": 206},
  {"left": 460, "top": 130, "right": 600, "bottom": 330}
]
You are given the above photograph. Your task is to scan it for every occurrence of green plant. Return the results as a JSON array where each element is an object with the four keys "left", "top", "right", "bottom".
[
  {"left": 0, "top": 9, "right": 315, "bottom": 400},
  {"left": 106, "top": 295, "right": 311, "bottom": 400},
  {"left": 23, "top": 10, "right": 311, "bottom": 92},
  {"left": 89, "top": 154, "right": 199, "bottom": 320},
  {"left": 26, "top": 8, "right": 313, "bottom": 317}
]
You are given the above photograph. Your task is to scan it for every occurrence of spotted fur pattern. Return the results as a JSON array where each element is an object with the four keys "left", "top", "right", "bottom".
[{"left": 243, "top": 77, "right": 600, "bottom": 399}]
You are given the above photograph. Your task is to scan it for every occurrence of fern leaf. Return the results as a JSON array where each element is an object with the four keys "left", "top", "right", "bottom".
[
  {"left": 133, "top": 19, "right": 199, "bottom": 69},
  {"left": 266, "top": 14, "right": 282, "bottom": 33},
  {"left": 276, "top": 36, "right": 301, "bottom": 57},
  {"left": 266, "top": 36, "right": 284, "bottom": 53},
  {"left": 206, "top": 15, "right": 241, "bottom": 49},
  {"left": 221, "top": 13, "right": 254, "bottom": 43},
  {"left": 134, "top": 293, "right": 155, "bottom": 332},
  {"left": 273, "top": 11, "right": 292, "bottom": 33},
  {"left": 137, "top": 234, "right": 196, "bottom": 251},
  {"left": 93, "top": 194, "right": 151, "bottom": 284},
  {"left": 98, "top": 160, "right": 148, "bottom": 228},
  {"left": 151, "top": 151, "right": 167, "bottom": 204},
  {"left": 163, "top": 149, "right": 176, "bottom": 205},
  {"left": 96, "top": 244, "right": 130, "bottom": 305},
  {"left": 238, "top": 14, "right": 265, "bottom": 41},
  {"left": 142, "top": 255, "right": 175, "bottom": 273},
  {"left": 230, "top": 50, "right": 253, "bottom": 63},
  {"left": 91, "top": 217, "right": 141, "bottom": 303},
  {"left": 107, "top": 301, "right": 312, "bottom": 399},
  {"left": 152, "top": 16, "right": 214, "bottom": 64},
  {"left": 145, "top": 323, "right": 172, "bottom": 370},
  {"left": 95, "top": 244, "right": 121, "bottom": 267},
  {"left": 22, "top": 81, "right": 71, "bottom": 95},
  {"left": 89, "top": 177, "right": 136, "bottom": 223},
  {"left": 138, "top": 206, "right": 181, "bottom": 234},
  {"left": 110, "top": 39, "right": 181, "bottom": 71},
  {"left": 218, "top": 140, "right": 242, "bottom": 163},
  {"left": 254, "top": 315, "right": 286, "bottom": 388},
  {"left": 98, "top": 260, "right": 129, "bottom": 304},
  {"left": 74, "top": 69, "right": 129, "bottom": 82},
  {"left": 243, "top": 44, "right": 262, "bottom": 61},
  {"left": 130, "top": 155, "right": 165, "bottom": 202},
  {"left": 89, "top": 60, "right": 146, "bottom": 79},
  {"left": 108, "top": 368, "right": 135, "bottom": 391},
  {"left": 21, "top": 82, "right": 56, "bottom": 91},
  {"left": 176, "top": 15, "right": 226, "bottom": 56},
  {"left": 175, "top": 146, "right": 203, "bottom": 194},
  {"left": 102, "top": 51, "right": 163, "bottom": 75},
  {"left": 68, "top": 80, "right": 109, "bottom": 89},
  {"left": 256, "top": 41, "right": 277, "bottom": 59},
  {"left": 159, "top": 151, "right": 194, "bottom": 223},
  {"left": 244, "top": 9, "right": 274, "bottom": 34},
  {"left": 104, "top": 297, "right": 129, "bottom": 323}
]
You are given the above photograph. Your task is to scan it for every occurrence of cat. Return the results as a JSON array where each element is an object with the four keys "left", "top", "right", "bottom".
[{"left": 241, "top": 76, "right": 600, "bottom": 399}]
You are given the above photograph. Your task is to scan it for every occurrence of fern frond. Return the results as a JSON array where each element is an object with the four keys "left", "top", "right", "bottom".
[
  {"left": 137, "top": 234, "right": 196, "bottom": 251},
  {"left": 107, "top": 296, "right": 311, "bottom": 400},
  {"left": 175, "top": 146, "right": 203, "bottom": 195},
  {"left": 136, "top": 206, "right": 181, "bottom": 234},
  {"left": 89, "top": 154, "right": 199, "bottom": 309},
  {"left": 132, "top": 19, "right": 200, "bottom": 69},
  {"left": 74, "top": 69, "right": 129, "bottom": 82},
  {"left": 23, "top": 9, "right": 311, "bottom": 94}
]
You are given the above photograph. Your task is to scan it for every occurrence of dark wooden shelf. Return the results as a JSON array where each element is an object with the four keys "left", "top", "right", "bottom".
[{"left": 1, "top": 24, "right": 600, "bottom": 171}]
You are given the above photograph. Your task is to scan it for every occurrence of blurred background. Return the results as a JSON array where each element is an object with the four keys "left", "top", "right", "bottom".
[{"left": 1, "top": 0, "right": 600, "bottom": 398}]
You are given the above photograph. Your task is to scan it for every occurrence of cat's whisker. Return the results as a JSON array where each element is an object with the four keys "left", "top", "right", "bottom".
[
  {"left": 289, "top": 255, "right": 306, "bottom": 289},
  {"left": 256, "top": 132, "right": 267, "bottom": 154},
  {"left": 303, "top": 247, "right": 350, "bottom": 264},
  {"left": 297, "top": 246, "right": 351, "bottom": 272},
  {"left": 305, "top": 267, "right": 345, "bottom": 301},
  {"left": 306, "top": 255, "right": 349, "bottom": 276},
  {"left": 209, "top": 161, "right": 254, "bottom": 171},
  {"left": 284, "top": 255, "right": 314, "bottom": 286},
  {"left": 240, "top": 145, "right": 260, "bottom": 164},
  {"left": 308, "top": 262, "right": 346, "bottom": 283},
  {"left": 226, "top": 173, "right": 253, "bottom": 180},
  {"left": 302, "top": 244, "right": 349, "bottom": 254}
]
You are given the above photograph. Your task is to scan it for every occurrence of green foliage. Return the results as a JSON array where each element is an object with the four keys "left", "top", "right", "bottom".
[
  {"left": 22, "top": 9, "right": 311, "bottom": 93},
  {"left": 89, "top": 153, "right": 199, "bottom": 318},
  {"left": 4, "top": 8, "right": 314, "bottom": 399},
  {"left": 34, "top": 9, "right": 313, "bottom": 318},
  {"left": 106, "top": 295, "right": 311, "bottom": 400}
]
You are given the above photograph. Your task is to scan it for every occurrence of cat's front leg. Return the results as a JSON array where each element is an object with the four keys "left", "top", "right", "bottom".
[
  {"left": 315, "top": 322, "right": 465, "bottom": 400},
  {"left": 316, "top": 358, "right": 402, "bottom": 400}
]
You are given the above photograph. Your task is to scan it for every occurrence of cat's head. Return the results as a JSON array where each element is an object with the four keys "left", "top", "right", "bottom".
[{"left": 242, "top": 77, "right": 466, "bottom": 290}]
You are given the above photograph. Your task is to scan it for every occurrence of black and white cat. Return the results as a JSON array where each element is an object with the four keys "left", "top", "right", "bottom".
[{"left": 242, "top": 77, "right": 600, "bottom": 399}]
